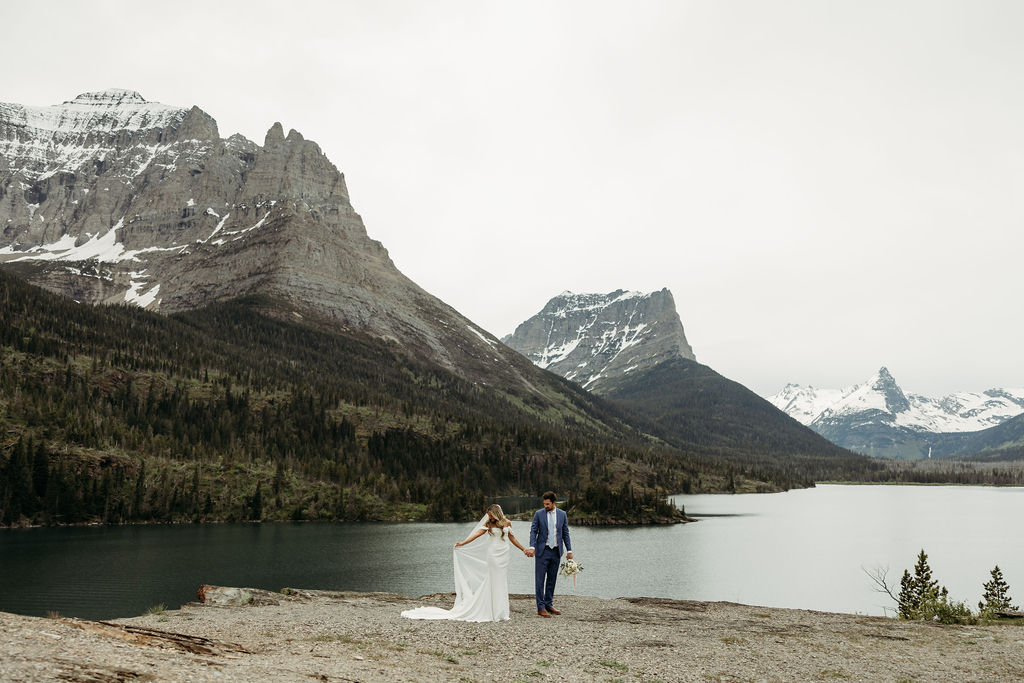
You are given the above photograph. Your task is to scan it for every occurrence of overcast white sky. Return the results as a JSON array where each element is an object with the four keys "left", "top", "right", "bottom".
[{"left": 4, "top": 1, "right": 1023, "bottom": 397}]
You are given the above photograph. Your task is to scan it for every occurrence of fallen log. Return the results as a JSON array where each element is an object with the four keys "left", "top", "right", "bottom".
[
  {"left": 65, "top": 618, "right": 250, "bottom": 656},
  {"left": 995, "top": 610, "right": 1024, "bottom": 619}
]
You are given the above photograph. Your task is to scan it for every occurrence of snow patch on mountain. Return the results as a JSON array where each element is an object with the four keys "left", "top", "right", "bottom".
[
  {"left": 0, "top": 90, "right": 190, "bottom": 180},
  {"left": 124, "top": 271, "right": 160, "bottom": 308},
  {"left": 0, "top": 218, "right": 196, "bottom": 264},
  {"left": 767, "top": 384, "right": 845, "bottom": 425},
  {"left": 3, "top": 90, "right": 185, "bottom": 135}
]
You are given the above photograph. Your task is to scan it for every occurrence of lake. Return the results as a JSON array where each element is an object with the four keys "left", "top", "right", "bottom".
[{"left": 1, "top": 485, "right": 1021, "bottom": 620}]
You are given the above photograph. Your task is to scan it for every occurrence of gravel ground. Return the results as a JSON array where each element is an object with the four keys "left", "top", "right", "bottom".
[{"left": 2, "top": 588, "right": 1023, "bottom": 682}]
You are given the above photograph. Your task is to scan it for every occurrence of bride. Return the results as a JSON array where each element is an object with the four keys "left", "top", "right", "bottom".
[{"left": 401, "top": 504, "right": 528, "bottom": 622}]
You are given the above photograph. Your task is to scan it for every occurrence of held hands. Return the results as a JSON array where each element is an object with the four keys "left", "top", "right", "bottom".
[{"left": 524, "top": 548, "right": 535, "bottom": 558}]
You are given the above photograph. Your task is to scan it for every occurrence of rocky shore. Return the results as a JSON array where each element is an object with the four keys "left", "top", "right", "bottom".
[{"left": 2, "top": 587, "right": 1022, "bottom": 682}]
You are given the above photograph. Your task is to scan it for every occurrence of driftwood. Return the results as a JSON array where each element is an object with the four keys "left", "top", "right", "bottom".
[
  {"left": 995, "top": 610, "right": 1024, "bottom": 619},
  {"left": 65, "top": 618, "right": 250, "bottom": 656}
]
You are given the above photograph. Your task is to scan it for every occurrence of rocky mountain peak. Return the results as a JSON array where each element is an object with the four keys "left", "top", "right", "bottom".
[
  {"left": 869, "top": 367, "right": 911, "bottom": 414},
  {"left": 0, "top": 89, "right": 536, "bottom": 389},
  {"left": 67, "top": 89, "right": 148, "bottom": 105},
  {"left": 503, "top": 288, "right": 695, "bottom": 393},
  {"left": 265, "top": 122, "right": 285, "bottom": 146}
]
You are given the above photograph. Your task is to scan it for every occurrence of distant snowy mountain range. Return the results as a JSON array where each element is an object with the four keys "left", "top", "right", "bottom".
[
  {"left": 769, "top": 368, "right": 1024, "bottom": 433},
  {"left": 768, "top": 368, "right": 1024, "bottom": 458}
]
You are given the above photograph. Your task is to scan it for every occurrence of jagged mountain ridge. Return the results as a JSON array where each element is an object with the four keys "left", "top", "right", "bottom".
[
  {"left": 502, "top": 289, "right": 695, "bottom": 392},
  {"left": 0, "top": 89, "right": 525, "bottom": 385},
  {"left": 768, "top": 368, "right": 1024, "bottom": 459}
]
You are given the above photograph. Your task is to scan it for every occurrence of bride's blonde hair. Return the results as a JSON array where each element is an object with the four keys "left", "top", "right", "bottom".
[{"left": 485, "top": 504, "right": 509, "bottom": 537}]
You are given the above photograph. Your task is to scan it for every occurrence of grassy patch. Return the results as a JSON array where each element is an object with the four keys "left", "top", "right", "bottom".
[
  {"left": 303, "top": 633, "right": 358, "bottom": 644},
  {"left": 720, "top": 636, "right": 743, "bottom": 645},
  {"left": 599, "top": 659, "right": 629, "bottom": 672},
  {"left": 819, "top": 669, "right": 850, "bottom": 679},
  {"left": 143, "top": 603, "right": 166, "bottom": 616}
]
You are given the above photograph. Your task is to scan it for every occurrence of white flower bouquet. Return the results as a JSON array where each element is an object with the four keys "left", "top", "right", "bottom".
[{"left": 559, "top": 558, "right": 584, "bottom": 587}]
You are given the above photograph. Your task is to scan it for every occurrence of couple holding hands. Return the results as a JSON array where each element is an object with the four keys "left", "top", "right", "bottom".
[{"left": 401, "top": 491, "right": 573, "bottom": 622}]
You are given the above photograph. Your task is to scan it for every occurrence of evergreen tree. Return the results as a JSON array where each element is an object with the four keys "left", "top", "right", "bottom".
[
  {"left": 132, "top": 460, "right": 147, "bottom": 520},
  {"left": 979, "top": 565, "right": 1019, "bottom": 616},
  {"left": 31, "top": 442, "right": 49, "bottom": 503},
  {"left": 250, "top": 481, "right": 263, "bottom": 521},
  {"left": 897, "top": 549, "right": 947, "bottom": 620},
  {"left": 2, "top": 438, "right": 32, "bottom": 524}
]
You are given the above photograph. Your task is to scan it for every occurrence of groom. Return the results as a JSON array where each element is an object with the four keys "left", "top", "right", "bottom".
[{"left": 526, "top": 491, "right": 572, "bottom": 617}]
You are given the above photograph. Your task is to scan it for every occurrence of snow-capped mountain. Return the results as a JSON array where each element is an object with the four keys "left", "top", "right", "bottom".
[
  {"left": 506, "top": 288, "right": 854, "bottom": 461},
  {"left": 0, "top": 89, "right": 530, "bottom": 385},
  {"left": 768, "top": 384, "right": 845, "bottom": 426},
  {"left": 768, "top": 367, "right": 1024, "bottom": 458},
  {"left": 770, "top": 368, "right": 1024, "bottom": 433},
  {"left": 502, "top": 289, "right": 695, "bottom": 392}
]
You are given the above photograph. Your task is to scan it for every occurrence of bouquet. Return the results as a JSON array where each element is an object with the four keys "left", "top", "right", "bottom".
[{"left": 559, "top": 557, "right": 584, "bottom": 587}]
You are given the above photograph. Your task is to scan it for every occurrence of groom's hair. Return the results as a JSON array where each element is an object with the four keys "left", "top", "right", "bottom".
[{"left": 542, "top": 491, "right": 556, "bottom": 502}]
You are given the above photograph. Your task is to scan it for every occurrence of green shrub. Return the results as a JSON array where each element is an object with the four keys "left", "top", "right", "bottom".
[{"left": 930, "top": 598, "right": 977, "bottom": 625}]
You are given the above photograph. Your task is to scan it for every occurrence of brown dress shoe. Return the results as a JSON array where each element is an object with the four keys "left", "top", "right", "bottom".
[
  {"left": 548, "top": 608, "right": 561, "bottom": 615},
  {"left": 537, "top": 609, "right": 551, "bottom": 617}
]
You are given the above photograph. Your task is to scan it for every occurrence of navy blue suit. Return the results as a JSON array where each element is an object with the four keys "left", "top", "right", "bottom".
[{"left": 529, "top": 507, "right": 572, "bottom": 611}]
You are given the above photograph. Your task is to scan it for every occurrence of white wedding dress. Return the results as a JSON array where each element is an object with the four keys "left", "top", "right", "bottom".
[{"left": 401, "top": 518, "right": 512, "bottom": 622}]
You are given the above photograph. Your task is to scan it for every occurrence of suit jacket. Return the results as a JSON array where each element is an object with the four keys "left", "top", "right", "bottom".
[{"left": 530, "top": 507, "right": 571, "bottom": 557}]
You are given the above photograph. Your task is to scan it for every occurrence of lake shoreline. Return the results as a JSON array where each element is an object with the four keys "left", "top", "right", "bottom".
[
  {"left": 0, "top": 506, "right": 698, "bottom": 530},
  {"left": 2, "top": 587, "right": 1022, "bottom": 681}
]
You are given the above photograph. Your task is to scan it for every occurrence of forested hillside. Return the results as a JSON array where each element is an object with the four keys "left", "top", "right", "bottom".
[
  {"left": 599, "top": 357, "right": 885, "bottom": 486},
  {"left": 0, "top": 272, "right": 803, "bottom": 526},
  {"left": 929, "top": 413, "right": 1024, "bottom": 460}
]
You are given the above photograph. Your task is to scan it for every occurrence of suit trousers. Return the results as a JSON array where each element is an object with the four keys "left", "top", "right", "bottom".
[{"left": 535, "top": 545, "right": 560, "bottom": 611}]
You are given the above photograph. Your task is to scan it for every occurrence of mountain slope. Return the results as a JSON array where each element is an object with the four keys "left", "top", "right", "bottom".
[
  {"left": 2, "top": 268, "right": 753, "bottom": 525},
  {"left": 598, "top": 357, "right": 873, "bottom": 483},
  {"left": 927, "top": 413, "right": 1024, "bottom": 460}
]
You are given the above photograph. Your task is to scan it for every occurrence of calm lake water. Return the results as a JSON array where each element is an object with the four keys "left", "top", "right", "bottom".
[{"left": 1, "top": 485, "right": 1021, "bottom": 620}]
